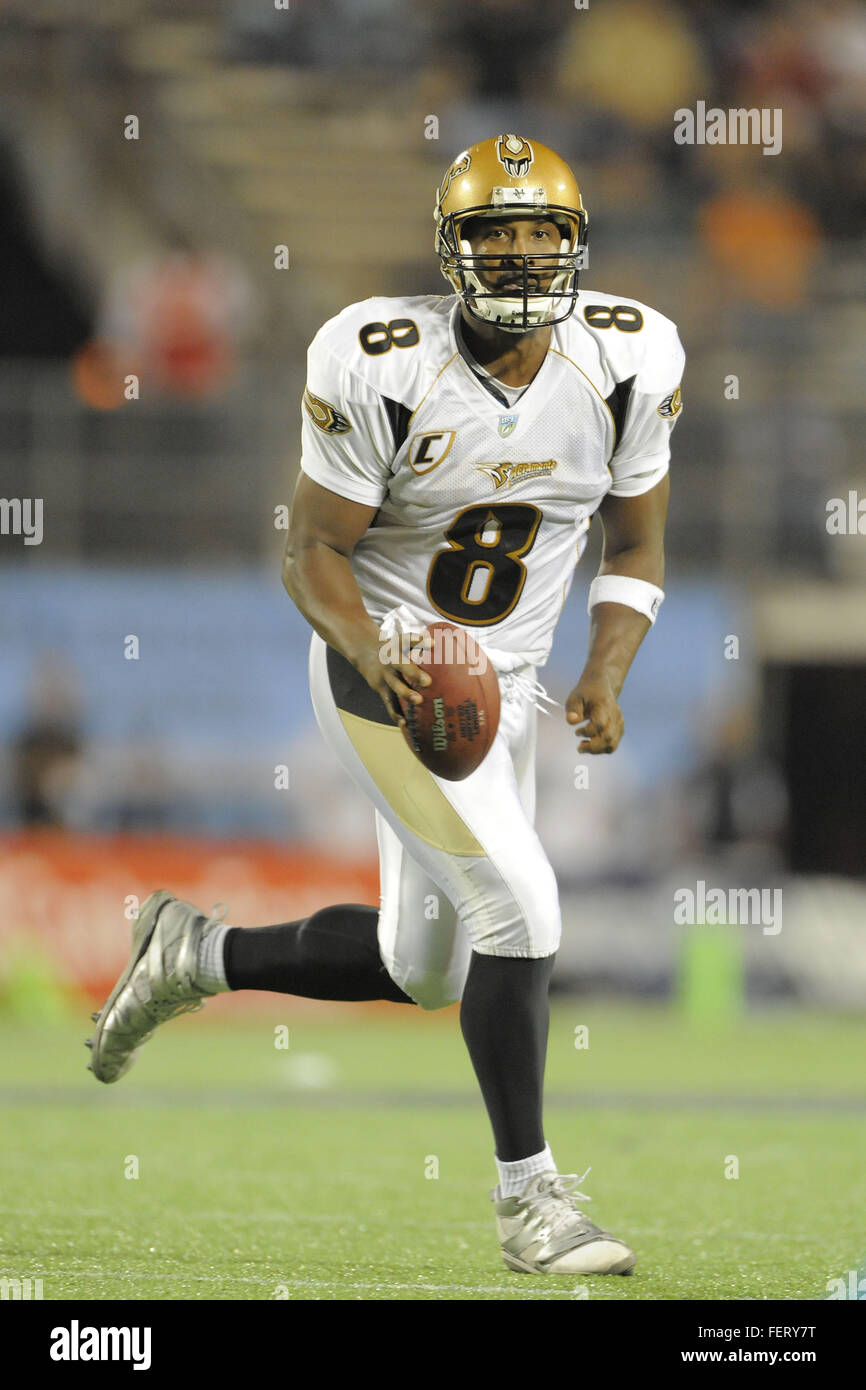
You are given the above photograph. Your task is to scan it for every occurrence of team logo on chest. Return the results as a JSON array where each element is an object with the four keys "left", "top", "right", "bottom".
[
  {"left": 498, "top": 413, "right": 519, "bottom": 438},
  {"left": 476, "top": 459, "right": 558, "bottom": 491}
]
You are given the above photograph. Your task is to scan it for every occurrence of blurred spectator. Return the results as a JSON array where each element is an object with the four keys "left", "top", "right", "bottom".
[
  {"left": 679, "top": 705, "right": 787, "bottom": 873},
  {"left": 226, "top": 0, "right": 431, "bottom": 73},
  {"left": 691, "top": 0, "right": 866, "bottom": 236},
  {"left": 103, "top": 740, "right": 175, "bottom": 833},
  {"left": 97, "top": 241, "right": 258, "bottom": 401},
  {"left": 442, "top": 0, "right": 567, "bottom": 104},
  {"left": 554, "top": 0, "right": 710, "bottom": 142},
  {"left": 733, "top": 1, "right": 826, "bottom": 113},
  {"left": 533, "top": 713, "right": 664, "bottom": 885},
  {"left": 696, "top": 149, "right": 823, "bottom": 312},
  {"left": 809, "top": 0, "right": 866, "bottom": 137},
  {"left": 423, "top": 0, "right": 573, "bottom": 164},
  {"left": 10, "top": 658, "right": 85, "bottom": 827},
  {"left": 225, "top": 0, "right": 321, "bottom": 66},
  {"left": 0, "top": 136, "right": 90, "bottom": 359},
  {"left": 804, "top": 0, "right": 866, "bottom": 235}
]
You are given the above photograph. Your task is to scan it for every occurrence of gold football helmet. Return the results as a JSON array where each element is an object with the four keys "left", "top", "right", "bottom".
[{"left": 434, "top": 134, "right": 588, "bottom": 332}]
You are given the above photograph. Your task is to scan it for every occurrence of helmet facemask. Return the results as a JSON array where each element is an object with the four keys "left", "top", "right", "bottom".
[{"left": 437, "top": 202, "right": 587, "bottom": 333}]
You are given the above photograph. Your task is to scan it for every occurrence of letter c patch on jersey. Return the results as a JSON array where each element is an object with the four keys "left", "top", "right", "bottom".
[
  {"left": 303, "top": 387, "right": 352, "bottom": 435},
  {"left": 408, "top": 430, "right": 456, "bottom": 475},
  {"left": 657, "top": 385, "right": 683, "bottom": 420}
]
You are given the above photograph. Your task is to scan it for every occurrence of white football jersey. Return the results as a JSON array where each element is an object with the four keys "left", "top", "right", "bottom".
[{"left": 299, "top": 292, "right": 684, "bottom": 671}]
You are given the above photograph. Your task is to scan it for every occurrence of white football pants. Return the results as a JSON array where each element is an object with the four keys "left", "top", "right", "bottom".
[{"left": 308, "top": 632, "right": 561, "bottom": 1010}]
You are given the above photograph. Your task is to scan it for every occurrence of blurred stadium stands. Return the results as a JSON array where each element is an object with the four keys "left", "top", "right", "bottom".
[{"left": 1, "top": 0, "right": 864, "bottom": 1004}]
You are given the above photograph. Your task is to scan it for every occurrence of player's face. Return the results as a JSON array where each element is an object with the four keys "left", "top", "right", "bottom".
[{"left": 463, "top": 216, "right": 562, "bottom": 294}]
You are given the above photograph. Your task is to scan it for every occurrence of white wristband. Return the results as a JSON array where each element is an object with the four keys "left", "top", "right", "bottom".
[{"left": 587, "top": 575, "right": 665, "bottom": 625}]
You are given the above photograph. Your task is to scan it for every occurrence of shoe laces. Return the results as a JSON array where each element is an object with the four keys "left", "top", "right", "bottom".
[{"left": 523, "top": 1167, "right": 594, "bottom": 1238}]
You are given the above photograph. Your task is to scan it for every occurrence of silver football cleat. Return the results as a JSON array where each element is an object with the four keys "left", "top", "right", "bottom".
[
  {"left": 493, "top": 1169, "right": 636, "bottom": 1275},
  {"left": 87, "top": 890, "right": 225, "bottom": 1084}
]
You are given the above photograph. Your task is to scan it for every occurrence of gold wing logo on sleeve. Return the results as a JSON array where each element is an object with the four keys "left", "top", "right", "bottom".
[
  {"left": 303, "top": 387, "right": 352, "bottom": 435},
  {"left": 657, "top": 386, "right": 683, "bottom": 420}
]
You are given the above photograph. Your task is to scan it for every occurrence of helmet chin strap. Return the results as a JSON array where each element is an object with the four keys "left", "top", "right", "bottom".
[{"left": 467, "top": 297, "right": 557, "bottom": 331}]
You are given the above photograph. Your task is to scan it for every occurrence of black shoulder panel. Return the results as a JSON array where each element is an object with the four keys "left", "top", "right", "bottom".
[
  {"left": 382, "top": 395, "right": 413, "bottom": 456},
  {"left": 605, "top": 375, "right": 636, "bottom": 452}
]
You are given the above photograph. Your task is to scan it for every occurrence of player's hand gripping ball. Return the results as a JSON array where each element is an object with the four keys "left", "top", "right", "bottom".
[{"left": 397, "top": 622, "right": 500, "bottom": 780}]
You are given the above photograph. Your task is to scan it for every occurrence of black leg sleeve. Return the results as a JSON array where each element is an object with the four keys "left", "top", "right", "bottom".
[
  {"left": 223, "top": 904, "right": 415, "bottom": 1004},
  {"left": 459, "top": 950, "right": 555, "bottom": 1161}
]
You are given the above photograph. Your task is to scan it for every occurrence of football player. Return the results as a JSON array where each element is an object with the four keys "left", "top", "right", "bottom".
[{"left": 88, "top": 134, "right": 684, "bottom": 1278}]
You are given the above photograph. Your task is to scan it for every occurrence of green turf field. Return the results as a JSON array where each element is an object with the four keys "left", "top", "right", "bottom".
[{"left": 1, "top": 999, "right": 864, "bottom": 1301}]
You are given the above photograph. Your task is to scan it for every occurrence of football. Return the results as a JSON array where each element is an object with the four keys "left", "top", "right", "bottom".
[{"left": 398, "top": 621, "right": 500, "bottom": 781}]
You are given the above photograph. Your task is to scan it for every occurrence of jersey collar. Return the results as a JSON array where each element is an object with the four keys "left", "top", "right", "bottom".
[{"left": 448, "top": 298, "right": 555, "bottom": 410}]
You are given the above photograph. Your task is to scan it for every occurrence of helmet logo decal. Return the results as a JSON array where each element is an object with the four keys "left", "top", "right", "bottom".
[
  {"left": 437, "top": 152, "right": 471, "bottom": 207},
  {"left": 496, "top": 134, "right": 533, "bottom": 178}
]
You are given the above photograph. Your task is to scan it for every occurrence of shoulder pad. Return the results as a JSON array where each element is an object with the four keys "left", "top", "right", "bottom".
[
  {"left": 309, "top": 295, "right": 454, "bottom": 405},
  {"left": 569, "top": 291, "right": 682, "bottom": 390}
]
